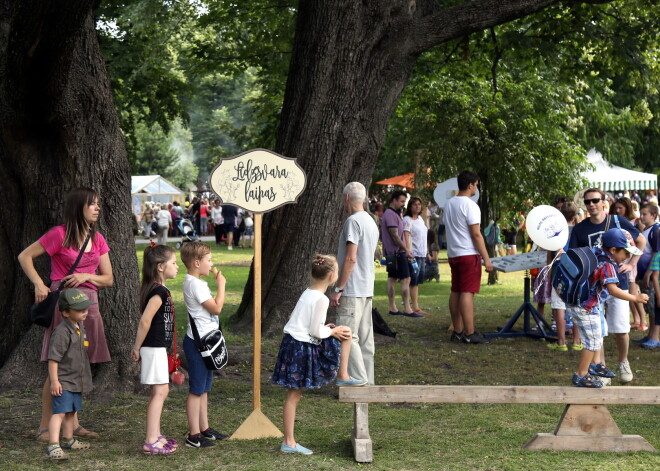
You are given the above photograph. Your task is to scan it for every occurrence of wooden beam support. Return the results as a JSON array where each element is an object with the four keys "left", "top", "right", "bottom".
[
  {"left": 339, "top": 385, "right": 660, "bottom": 405},
  {"left": 340, "top": 386, "right": 660, "bottom": 460}
]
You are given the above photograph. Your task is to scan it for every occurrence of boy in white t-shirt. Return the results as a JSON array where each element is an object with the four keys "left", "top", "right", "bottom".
[{"left": 180, "top": 242, "right": 228, "bottom": 448}]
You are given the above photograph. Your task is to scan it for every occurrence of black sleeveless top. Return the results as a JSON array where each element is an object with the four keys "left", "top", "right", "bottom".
[{"left": 141, "top": 284, "right": 175, "bottom": 348}]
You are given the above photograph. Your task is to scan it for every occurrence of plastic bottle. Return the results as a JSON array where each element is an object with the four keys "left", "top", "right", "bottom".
[{"left": 410, "top": 258, "right": 419, "bottom": 275}]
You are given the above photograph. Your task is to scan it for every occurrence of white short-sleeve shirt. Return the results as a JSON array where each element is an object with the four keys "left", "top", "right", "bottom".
[
  {"left": 443, "top": 196, "right": 481, "bottom": 258},
  {"left": 184, "top": 274, "right": 219, "bottom": 338}
]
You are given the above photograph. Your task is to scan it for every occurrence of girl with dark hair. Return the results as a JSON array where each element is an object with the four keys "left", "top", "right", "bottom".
[
  {"left": 131, "top": 244, "right": 179, "bottom": 455},
  {"left": 18, "top": 187, "right": 113, "bottom": 443},
  {"left": 271, "top": 254, "right": 364, "bottom": 455}
]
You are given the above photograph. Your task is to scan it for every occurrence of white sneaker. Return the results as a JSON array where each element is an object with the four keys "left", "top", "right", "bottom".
[
  {"left": 618, "top": 361, "right": 633, "bottom": 383},
  {"left": 600, "top": 377, "right": 611, "bottom": 387},
  {"left": 228, "top": 246, "right": 233, "bottom": 250}
]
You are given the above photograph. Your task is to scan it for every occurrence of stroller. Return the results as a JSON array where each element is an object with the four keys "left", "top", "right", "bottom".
[{"left": 175, "top": 218, "right": 200, "bottom": 249}]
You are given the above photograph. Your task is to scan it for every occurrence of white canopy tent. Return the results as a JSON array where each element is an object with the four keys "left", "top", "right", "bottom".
[
  {"left": 131, "top": 175, "right": 185, "bottom": 214},
  {"left": 583, "top": 149, "right": 657, "bottom": 192}
]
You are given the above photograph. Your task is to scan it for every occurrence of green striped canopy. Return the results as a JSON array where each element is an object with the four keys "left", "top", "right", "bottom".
[{"left": 584, "top": 149, "right": 658, "bottom": 192}]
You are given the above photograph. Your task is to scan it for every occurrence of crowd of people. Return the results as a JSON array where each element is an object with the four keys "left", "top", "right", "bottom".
[
  {"left": 17, "top": 177, "right": 660, "bottom": 459},
  {"left": 136, "top": 198, "right": 254, "bottom": 250}
]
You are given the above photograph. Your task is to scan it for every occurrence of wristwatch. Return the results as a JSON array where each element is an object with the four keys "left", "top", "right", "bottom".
[{"left": 333, "top": 286, "right": 344, "bottom": 293}]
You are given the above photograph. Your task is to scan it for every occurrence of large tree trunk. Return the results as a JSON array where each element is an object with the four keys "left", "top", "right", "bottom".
[
  {"left": 0, "top": 1, "right": 139, "bottom": 391},
  {"left": 234, "top": 0, "right": 561, "bottom": 331}
]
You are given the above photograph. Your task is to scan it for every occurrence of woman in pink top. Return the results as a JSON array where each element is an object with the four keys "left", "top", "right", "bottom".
[{"left": 18, "top": 188, "right": 113, "bottom": 443}]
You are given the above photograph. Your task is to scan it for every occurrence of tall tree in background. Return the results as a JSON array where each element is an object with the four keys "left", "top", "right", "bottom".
[
  {"left": 233, "top": 0, "right": 618, "bottom": 331},
  {"left": 0, "top": 0, "right": 139, "bottom": 388}
]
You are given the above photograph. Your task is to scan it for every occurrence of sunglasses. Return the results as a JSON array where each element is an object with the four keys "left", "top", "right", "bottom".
[{"left": 583, "top": 198, "right": 602, "bottom": 205}]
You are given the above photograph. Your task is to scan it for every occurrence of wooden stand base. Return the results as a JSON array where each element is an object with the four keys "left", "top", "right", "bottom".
[
  {"left": 523, "top": 404, "right": 656, "bottom": 452},
  {"left": 229, "top": 408, "right": 283, "bottom": 440}
]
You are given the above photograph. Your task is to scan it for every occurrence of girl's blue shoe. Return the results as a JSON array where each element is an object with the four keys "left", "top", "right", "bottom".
[
  {"left": 336, "top": 377, "right": 368, "bottom": 386},
  {"left": 280, "top": 443, "right": 313, "bottom": 455}
]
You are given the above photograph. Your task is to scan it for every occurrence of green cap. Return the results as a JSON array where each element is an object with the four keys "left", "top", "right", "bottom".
[{"left": 59, "top": 288, "right": 96, "bottom": 311}]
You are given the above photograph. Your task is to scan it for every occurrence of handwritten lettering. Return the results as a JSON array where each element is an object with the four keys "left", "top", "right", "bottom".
[{"left": 232, "top": 159, "right": 286, "bottom": 204}]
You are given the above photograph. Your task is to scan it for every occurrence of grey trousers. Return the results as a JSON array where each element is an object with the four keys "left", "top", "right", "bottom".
[{"left": 335, "top": 296, "right": 375, "bottom": 385}]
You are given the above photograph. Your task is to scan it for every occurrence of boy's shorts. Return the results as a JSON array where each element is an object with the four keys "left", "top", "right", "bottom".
[
  {"left": 550, "top": 288, "right": 565, "bottom": 310},
  {"left": 448, "top": 255, "right": 482, "bottom": 293},
  {"left": 183, "top": 335, "right": 213, "bottom": 395},
  {"left": 52, "top": 390, "right": 83, "bottom": 415},
  {"left": 604, "top": 291, "right": 631, "bottom": 334},
  {"left": 140, "top": 346, "right": 169, "bottom": 385},
  {"left": 386, "top": 252, "right": 411, "bottom": 280},
  {"left": 569, "top": 306, "right": 603, "bottom": 351}
]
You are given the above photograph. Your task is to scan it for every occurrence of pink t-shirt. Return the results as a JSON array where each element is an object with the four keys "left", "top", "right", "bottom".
[{"left": 38, "top": 225, "right": 110, "bottom": 291}]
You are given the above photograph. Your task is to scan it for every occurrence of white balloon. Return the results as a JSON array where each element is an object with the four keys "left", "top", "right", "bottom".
[{"left": 525, "top": 205, "right": 569, "bottom": 251}]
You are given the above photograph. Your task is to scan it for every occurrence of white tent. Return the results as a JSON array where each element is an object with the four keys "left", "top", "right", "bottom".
[
  {"left": 584, "top": 149, "right": 657, "bottom": 192},
  {"left": 131, "top": 175, "right": 185, "bottom": 213}
]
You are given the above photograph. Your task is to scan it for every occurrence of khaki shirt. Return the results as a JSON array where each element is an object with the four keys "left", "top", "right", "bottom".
[{"left": 48, "top": 319, "right": 93, "bottom": 393}]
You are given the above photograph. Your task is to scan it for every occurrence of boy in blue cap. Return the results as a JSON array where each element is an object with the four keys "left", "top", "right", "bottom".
[
  {"left": 46, "top": 288, "right": 94, "bottom": 460},
  {"left": 569, "top": 229, "right": 648, "bottom": 387}
]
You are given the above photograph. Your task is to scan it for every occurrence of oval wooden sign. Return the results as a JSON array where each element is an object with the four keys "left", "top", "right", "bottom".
[{"left": 208, "top": 149, "right": 307, "bottom": 213}]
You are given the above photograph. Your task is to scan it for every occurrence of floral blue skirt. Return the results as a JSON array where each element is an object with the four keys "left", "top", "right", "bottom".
[{"left": 271, "top": 334, "right": 341, "bottom": 390}]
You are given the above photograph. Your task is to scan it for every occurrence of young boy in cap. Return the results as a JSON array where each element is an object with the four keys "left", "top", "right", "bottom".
[
  {"left": 46, "top": 288, "right": 94, "bottom": 460},
  {"left": 568, "top": 229, "right": 649, "bottom": 388}
]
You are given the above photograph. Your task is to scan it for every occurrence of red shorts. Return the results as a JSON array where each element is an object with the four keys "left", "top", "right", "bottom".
[{"left": 448, "top": 255, "right": 482, "bottom": 293}]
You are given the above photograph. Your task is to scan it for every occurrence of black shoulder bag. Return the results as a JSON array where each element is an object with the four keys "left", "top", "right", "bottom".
[
  {"left": 188, "top": 312, "right": 228, "bottom": 370},
  {"left": 30, "top": 233, "right": 91, "bottom": 327}
]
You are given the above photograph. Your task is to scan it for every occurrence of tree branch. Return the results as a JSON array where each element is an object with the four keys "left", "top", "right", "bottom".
[{"left": 410, "top": 0, "right": 613, "bottom": 55}]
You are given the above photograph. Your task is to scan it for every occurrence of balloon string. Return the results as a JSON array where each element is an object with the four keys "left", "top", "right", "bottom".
[{"left": 533, "top": 251, "right": 562, "bottom": 295}]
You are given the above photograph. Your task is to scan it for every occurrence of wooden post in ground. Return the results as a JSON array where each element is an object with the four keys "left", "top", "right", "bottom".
[
  {"left": 208, "top": 150, "right": 306, "bottom": 440},
  {"left": 230, "top": 213, "right": 283, "bottom": 439}
]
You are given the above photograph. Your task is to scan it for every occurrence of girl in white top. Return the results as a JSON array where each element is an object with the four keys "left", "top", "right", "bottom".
[{"left": 271, "top": 254, "right": 366, "bottom": 455}]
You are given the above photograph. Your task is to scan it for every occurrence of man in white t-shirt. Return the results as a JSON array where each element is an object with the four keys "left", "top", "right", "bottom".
[
  {"left": 330, "top": 182, "right": 379, "bottom": 384},
  {"left": 443, "top": 171, "right": 493, "bottom": 345}
]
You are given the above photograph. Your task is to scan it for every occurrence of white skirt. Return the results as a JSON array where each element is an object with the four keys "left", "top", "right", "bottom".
[{"left": 140, "top": 347, "right": 169, "bottom": 385}]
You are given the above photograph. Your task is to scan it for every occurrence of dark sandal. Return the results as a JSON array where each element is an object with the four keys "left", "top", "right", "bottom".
[
  {"left": 36, "top": 428, "right": 50, "bottom": 443},
  {"left": 73, "top": 425, "right": 99, "bottom": 439},
  {"left": 589, "top": 362, "right": 616, "bottom": 378},
  {"left": 572, "top": 373, "right": 603, "bottom": 388},
  {"left": 143, "top": 440, "right": 176, "bottom": 456}
]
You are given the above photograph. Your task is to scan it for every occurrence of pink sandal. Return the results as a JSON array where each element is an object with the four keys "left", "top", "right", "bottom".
[{"left": 143, "top": 440, "right": 176, "bottom": 456}]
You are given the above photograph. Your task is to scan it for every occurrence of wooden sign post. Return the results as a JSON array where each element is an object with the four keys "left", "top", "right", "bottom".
[{"left": 209, "top": 149, "right": 306, "bottom": 440}]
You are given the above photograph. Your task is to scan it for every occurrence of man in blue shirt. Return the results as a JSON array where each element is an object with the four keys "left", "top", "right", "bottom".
[{"left": 569, "top": 188, "right": 646, "bottom": 383}]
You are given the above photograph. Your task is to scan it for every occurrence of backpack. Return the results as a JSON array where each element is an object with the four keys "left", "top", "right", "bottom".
[
  {"left": 372, "top": 308, "right": 397, "bottom": 338},
  {"left": 551, "top": 246, "right": 608, "bottom": 306},
  {"left": 484, "top": 223, "right": 500, "bottom": 246}
]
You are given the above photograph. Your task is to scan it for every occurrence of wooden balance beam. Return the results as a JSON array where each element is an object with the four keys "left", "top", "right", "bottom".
[{"left": 339, "top": 385, "right": 660, "bottom": 462}]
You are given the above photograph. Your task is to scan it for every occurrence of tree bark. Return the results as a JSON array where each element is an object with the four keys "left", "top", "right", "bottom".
[
  {"left": 0, "top": 1, "right": 140, "bottom": 391},
  {"left": 234, "top": 0, "right": 565, "bottom": 331}
]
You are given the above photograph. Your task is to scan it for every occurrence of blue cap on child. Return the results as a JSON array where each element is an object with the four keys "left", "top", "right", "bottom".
[{"left": 601, "top": 229, "right": 642, "bottom": 256}]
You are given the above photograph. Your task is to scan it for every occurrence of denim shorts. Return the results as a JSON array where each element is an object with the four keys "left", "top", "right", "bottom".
[
  {"left": 409, "top": 257, "right": 426, "bottom": 287},
  {"left": 52, "top": 390, "right": 83, "bottom": 415},
  {"left": 183, "top": 335, "right": 214, "bottom": 395}
]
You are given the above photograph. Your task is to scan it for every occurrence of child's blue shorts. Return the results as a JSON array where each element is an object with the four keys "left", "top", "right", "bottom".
[
  {"left": 52, "top": 390, "right": 83, "bottom": 414},
  {"left": 183, "top": 335, "right": 214, "bottom": 395}
]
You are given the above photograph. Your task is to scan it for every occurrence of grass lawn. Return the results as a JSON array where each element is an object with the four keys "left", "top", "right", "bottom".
[{"left": 1, "top": 245, "right": 659, "bottom": 470}]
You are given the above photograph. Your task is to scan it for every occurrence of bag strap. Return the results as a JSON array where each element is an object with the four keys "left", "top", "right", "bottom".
[
  {"left": 604, "top": 215, "right": 611, "bottom": 233},
  {"left": 171, "top": 299, "right": 177, "bottom": 360},
  {"left": 188, "top": 312, "right": 204, "bottom": 350},
  {"left": 56, "top": 233, "right": 92, "bottom": 293}
]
